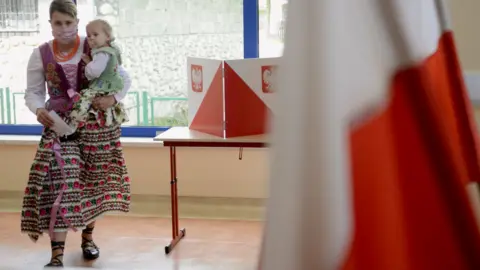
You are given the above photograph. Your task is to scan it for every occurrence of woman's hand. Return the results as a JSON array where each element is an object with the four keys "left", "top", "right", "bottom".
[
  {"left": 92, "top": 96, "right": 116, "bottom": 110},
  {"left": 36, "top": 108, "right": 54, "bottom": 127},
  {"left": 81, "top": 54, "right": 92, "bottom": 64}
]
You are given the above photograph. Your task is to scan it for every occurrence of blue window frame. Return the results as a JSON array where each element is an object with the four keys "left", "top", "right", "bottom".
[
  {"left": 244, "top": 0, "right": 260, "bottom": 59},
  {"left": 0, "top": 0, "right": 260, "bottom": 138}
]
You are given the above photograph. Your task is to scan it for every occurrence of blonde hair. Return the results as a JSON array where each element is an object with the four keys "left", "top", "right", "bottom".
[
  {"left": 49, "top": 0, "right": 77, "bottom": 19},
  {"left": 87, "top": 19, "right": 122, "bottom": 65}
]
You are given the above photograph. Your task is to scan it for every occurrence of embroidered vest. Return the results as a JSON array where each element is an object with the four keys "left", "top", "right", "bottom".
[
  {"left": 89, "top": 46, "right": 124, "bottom": 93},
  {"left": 39, "top": 39, "right": 91, "bottom": 114}
]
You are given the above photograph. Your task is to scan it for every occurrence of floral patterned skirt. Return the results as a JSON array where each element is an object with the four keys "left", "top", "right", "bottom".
[
  {"left": 20, "top": 117, "right": 131, "bottom": 241},
  {"left": 69, "top": 89, "right": 128, "bottom": 129}
]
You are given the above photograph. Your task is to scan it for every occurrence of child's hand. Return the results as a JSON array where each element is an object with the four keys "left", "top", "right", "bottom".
[{"left": 81, "top": 54, "right": 92, "bottom": 64}]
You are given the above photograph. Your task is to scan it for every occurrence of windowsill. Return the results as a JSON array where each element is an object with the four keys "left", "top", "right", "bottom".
[{"left": 0, "top": 135, "right": 163, "bottom": 148}]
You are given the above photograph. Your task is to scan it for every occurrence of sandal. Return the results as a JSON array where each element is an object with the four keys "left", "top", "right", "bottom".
[
  {"left": 45, "top": 241, "right": 65, "bottom": 267},
  {"left": 81, "top": 226, "right": 100, "bottom": 260}
]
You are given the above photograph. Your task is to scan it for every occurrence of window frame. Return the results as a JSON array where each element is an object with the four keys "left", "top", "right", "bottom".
[
  {"left": 0, "top": 0, "right": 39, "bottom": 34},
  {"left": 0, "top": 0, "right": 260, "bottom": 138}
]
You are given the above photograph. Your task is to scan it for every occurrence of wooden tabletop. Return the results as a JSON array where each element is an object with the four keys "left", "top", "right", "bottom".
[{"left": 153, "top": 127, "right": 268, "bottom": 143}]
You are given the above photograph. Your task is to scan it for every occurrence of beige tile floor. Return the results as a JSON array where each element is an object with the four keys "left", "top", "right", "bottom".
[{"left": 0, "top": 213, "right": 262, "bottom": 270}]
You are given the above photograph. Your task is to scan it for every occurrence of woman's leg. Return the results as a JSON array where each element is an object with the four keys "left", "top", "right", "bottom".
[
  {"left": 85, "top": 221, "right": 95, "bottom": 231},
  {"left": 81, "top": 221, "right": 99, "bottom": 260},
  {"left": 46, "top": 232, "right": 67, "bottom": 267},
  {"left": 82, "top": 221, "right": 96, "bottom": 242},
  {"left": 78, "top": 121, "right": 131, "bottom": 260},
  {"left": 21, "top": 129, "right": 85, "bottom": 267}
]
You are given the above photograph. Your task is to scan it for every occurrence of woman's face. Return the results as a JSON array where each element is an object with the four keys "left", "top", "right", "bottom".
[{"left": 50, "top": 11, "right": 78, "bottom": 32}]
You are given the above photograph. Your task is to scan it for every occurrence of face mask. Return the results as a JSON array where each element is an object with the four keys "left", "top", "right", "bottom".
[{"left": 52, "top": 25, "right": 78, "bottom": 44}]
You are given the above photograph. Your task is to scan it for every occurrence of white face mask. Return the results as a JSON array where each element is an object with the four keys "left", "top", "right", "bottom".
[{"left": 52, "top": 25, "right": 78, "bottom": 44}]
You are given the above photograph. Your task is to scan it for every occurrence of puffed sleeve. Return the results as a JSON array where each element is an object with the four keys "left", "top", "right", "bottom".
[
  {"left": 24, "top": 48, "right": 47, "bottom": 114},
  {"left": 85, "top": 52, "right": 110, "bottom": 80},
  {"left": 114, "top": 65, "right": 132, "bottom": 102}
]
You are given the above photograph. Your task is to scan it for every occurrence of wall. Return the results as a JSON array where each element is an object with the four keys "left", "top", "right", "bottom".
[
  {"left": 0, "top": 143, "right": 268, "bottom": 198},
  {"left": 449, "top": 0, "right": 480, "bottom": 71}
]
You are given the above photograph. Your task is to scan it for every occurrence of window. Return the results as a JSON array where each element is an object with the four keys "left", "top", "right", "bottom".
[
  {"left": 0, "top": 0, "right": 39, "bottom": 35},
  {"left": 258, "top": 0, "right": 287, "bottom": 58},
  {"left": 0, "top": 0, "right": 259, "bottom": 137}
]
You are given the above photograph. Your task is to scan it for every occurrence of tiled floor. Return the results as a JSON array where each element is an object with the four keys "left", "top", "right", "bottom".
[{"left": 0, "top": 213, "right": 262, "bottom": 270}]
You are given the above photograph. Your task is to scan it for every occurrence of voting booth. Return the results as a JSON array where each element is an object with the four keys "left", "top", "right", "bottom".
[{"left": 187, "top": 57, "right": 279, "bottom": 138}]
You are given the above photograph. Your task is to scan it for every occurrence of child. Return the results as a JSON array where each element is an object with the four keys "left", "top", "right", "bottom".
[{"left": 67, "top": 19, "right": 128, "bottom": 132}]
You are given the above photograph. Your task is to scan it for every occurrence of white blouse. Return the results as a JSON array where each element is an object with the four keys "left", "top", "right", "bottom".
[
  {"left": 24, "top": 37, "right": 131, "bottom": 114},
  {"left": 85, "top": 52, "right": 110, "bottom": 80}
]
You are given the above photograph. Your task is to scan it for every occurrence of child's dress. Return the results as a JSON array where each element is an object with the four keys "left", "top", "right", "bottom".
[{"left": 68, "top": 46, "right": 128, "bottom": 130}]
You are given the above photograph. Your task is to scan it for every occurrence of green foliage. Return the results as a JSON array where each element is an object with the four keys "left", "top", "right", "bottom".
[{"left": 152, "top": 106, "right": 188, "bottom": 126}]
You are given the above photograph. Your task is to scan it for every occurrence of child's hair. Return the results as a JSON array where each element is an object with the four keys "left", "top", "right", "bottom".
[{"left": 87, "top": 19, "right": 122, "bottom": 65}]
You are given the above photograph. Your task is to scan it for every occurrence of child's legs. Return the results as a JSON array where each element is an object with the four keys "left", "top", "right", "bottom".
[
  {"left": 104, "top": 108, "right": 114, "bottom": 126},
  {"left": 102, "top": 102, "right": 128, "bottom": 127},
  {"left": 69, "top": 91, "right": 96, "bottom": 130}
]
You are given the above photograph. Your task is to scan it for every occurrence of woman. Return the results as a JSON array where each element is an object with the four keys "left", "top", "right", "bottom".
[{"left": 21, "top": 0, "right": 131, "bottom": 267}]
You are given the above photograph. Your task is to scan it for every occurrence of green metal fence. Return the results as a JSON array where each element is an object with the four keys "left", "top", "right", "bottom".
[
  {"left": 12, "top": 91, "right": 23, "bottom": 124},
  {"left": 128, "top": 91, "right": 141, "bottom": 125},
  {"left": 0, "top": 88, "right": 4, "bottom": 124},
  {"left": 141, "top": 91, "right": 187, "bottom": 126},
  {"left": 0, "top": 87, "right": 187, "bottom": 126},
  {"left": 0, "top": 87, "right": 11, "bottom": 124}
]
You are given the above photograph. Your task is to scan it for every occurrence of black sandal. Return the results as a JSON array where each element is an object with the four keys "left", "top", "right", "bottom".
[
  {"left": 45, "top": 241, "right": 65, "bottom": 268},
  {"left": 81, "top": 226, "right": 100, "bottom": 260}
]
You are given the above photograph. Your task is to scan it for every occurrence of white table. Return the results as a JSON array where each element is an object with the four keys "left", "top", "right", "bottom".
[{"left": 153, "top": 127, "right": 268, "bottom": 254}]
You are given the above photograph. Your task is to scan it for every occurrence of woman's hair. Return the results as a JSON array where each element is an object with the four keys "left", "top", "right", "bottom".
[
  {"left": 49, "top": 0, "right": 77, "bottom": 19},
  {"left": 87, "top": 19, "right": 122, "bottom": 65}
]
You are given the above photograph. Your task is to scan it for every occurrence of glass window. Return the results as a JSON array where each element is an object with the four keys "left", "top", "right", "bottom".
[
  {"left": 0, "top": 0, "right": 244, "bottom": 126},
  {"left": 258, "top": 0, "right": 287, "bottom": 58}
]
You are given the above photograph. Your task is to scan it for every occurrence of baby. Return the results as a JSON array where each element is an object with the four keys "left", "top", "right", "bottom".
[{"left": 67, "top": 19, "right": 127, "bottom": 133}]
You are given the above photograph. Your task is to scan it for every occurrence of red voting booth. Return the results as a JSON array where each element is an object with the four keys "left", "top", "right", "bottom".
[{"left": 187, "top": 57, "right": 279, "bottom": 138}]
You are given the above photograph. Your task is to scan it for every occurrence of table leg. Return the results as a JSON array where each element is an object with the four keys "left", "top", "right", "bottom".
[{"left": 165, "top": 146, "right": 186, "bottom": 254}]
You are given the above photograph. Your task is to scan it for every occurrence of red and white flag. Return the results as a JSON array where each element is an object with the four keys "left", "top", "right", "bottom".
[{"left": 258, "top": 0, "right": 480, "bottom": 269}]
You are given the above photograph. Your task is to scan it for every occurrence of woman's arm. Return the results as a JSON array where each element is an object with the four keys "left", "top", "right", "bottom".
[
  {"left": 24, "top": 48, "right": 47, "bottom": 114},
  {"left": 114, "top": 65, "right": 132, "bottom": 102}
]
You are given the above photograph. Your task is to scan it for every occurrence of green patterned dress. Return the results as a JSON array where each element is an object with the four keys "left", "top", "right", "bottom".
[{"left": 69, "top": 46, "right": 128, "bottom": 129}]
